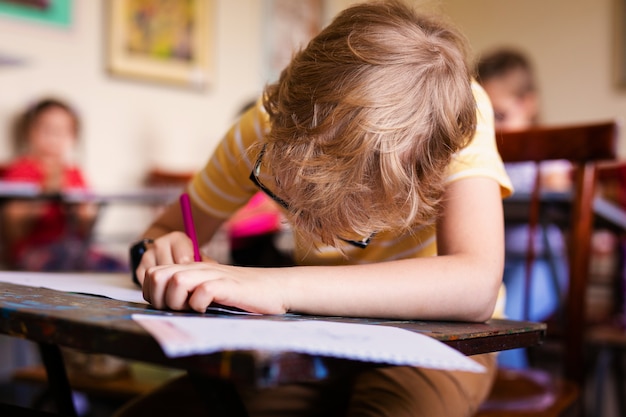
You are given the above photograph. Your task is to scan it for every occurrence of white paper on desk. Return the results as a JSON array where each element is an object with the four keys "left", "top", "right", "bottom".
[
  {"left": 132, "top": 314, "right": 485, "bottom": 373},
  {"left": 0, "top": 271, "right": 147, "bottom": 305}
]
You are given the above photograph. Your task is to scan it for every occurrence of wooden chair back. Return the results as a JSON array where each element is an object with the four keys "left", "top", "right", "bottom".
[
  {"left": 477, "top": 121, "right": 618, "bottom": 417},
  {"left": 144, "top": 168, "right": 194, "bottom": 188},
  {"left": 496, "top": 120, "right": 618, "bottom": 386}
]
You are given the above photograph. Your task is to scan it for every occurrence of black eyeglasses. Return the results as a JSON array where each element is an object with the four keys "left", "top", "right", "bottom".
[{"left": 249, "top": 144, "right": 374, "bottom": 249}]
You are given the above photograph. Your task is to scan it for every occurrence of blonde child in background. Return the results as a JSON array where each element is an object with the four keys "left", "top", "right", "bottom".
[
  {"left": 477, "top": 49, "right": 570, "bottom": 369},
  {"left": 121, "top": 2, "right": 512, "bottom": 416},
  {"left": 476, "top": 48, "right": 571, "bottom": 191},
  {"left": 1, "top": 98, "right": 126, "bottom": 272}
]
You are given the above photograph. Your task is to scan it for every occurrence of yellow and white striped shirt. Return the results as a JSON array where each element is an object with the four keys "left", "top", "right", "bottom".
[{"left": 190, "top": 82, "right": 512, "bottom": 267}]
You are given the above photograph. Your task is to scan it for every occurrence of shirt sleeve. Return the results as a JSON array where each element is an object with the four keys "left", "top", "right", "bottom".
[
  {"left": 188, "top": 99, "right": 270, "bottom": 219},
  {"left": 446, "top": 82, "right": 514, "bottom": 198}
]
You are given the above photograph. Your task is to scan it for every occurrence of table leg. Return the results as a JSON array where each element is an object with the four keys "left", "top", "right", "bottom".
[
  {"left": 38, "top": 343, "right": 77, "bottom": 417},
  {"left": 188, "top": 373, "right": 249, "bottom": 417}
]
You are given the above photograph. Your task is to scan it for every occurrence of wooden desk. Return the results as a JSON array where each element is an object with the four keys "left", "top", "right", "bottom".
[
  {"left": 0, "top": 181, "right": 181, "bottom": 206},
  {"left": 0, "top": 282, "right": 546, "bottom": 416},
  {"left": 0, "top": 183, "right": 183, "bottom": 264}
]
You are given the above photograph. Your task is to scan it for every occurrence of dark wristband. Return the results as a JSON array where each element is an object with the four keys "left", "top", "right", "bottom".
[{"left": 129, "top": 238, "right": 154, "bottom": 286}]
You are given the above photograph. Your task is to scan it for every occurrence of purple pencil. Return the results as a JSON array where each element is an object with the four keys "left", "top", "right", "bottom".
[{"left": 179, "top": 193, "right": 202, "bottom": 262}]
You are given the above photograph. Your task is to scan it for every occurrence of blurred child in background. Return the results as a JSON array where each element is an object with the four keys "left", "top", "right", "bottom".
[
  {"left": 1, "top": 98, "right": 126, "bottom": 272},
  {"left": 477, "top": 49, "right": 570, "bottom": 368}
]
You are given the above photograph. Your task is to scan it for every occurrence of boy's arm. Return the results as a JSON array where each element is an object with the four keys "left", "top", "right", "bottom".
[
  {"left": 142, "top": 176, "right": 504, "bottom": 322},
  {"left": 279, "top": 176, "right": 504, "bottom": 322}
]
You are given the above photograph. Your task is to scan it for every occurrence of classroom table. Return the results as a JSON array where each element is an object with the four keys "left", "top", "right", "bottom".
[
  {"left": 0, "top": 182, "right": 183, "bottom": 266},
  {"left": 0, "top": 180, "right": 181, "bottom": 206},
  {"left": 0, "top": 280, "right": 546, "bottom": 417}
]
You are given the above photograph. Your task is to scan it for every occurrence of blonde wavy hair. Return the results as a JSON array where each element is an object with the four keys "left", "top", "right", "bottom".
[{"left": 262, "top": 0, "right": 476, "bottom": 248}]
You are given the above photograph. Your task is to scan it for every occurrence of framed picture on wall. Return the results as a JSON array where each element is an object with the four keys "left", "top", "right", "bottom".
[{"left": 107, "top": 0, "right": 213, "bottom": 91}]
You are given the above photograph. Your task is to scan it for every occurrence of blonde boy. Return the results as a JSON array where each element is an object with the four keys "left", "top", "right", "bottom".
[{"left": 124, "top": 1, "right": 512, "bottom": 416}]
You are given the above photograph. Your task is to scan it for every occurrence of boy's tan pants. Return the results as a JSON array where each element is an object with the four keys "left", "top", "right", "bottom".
[{"left": 115, "top": 353, "right": 496, "bottom": 417}]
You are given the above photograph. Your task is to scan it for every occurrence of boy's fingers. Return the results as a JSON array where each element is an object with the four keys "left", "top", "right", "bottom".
[
  {"left": 172, "top": 243, "right": 195, "bottom": 264},
  {"left": 136, "top": 250, "right": 156, "bottom": 286},
  {"left": 153, "top": 242, "right": 175, "bottom": 266},
  {"left": 164, "top": 273, "right": 196, "bottom": 310},
  {"left": 143, "top": 265, "right": 172, "bottom": 309}
]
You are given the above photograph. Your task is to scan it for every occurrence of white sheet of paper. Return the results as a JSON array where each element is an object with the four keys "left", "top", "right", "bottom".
[
  {"left": 132, "top": 314, "right": 485, "bottom": 373},
  {"left": 0, "top": 271, "right": 148, "bottom": 305}
]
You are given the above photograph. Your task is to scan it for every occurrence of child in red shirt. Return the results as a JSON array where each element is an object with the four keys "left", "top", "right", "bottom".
[{"left": 1, "top": 98, "right": 125, "bottom": 271}]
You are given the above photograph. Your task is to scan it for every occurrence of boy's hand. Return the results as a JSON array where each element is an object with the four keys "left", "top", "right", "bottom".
[
  {"left": 142, "top": 263, "right": 288, "bottom": 315},
  {"left": 135, "top": 231, "right": 214, "bottom": 286}
]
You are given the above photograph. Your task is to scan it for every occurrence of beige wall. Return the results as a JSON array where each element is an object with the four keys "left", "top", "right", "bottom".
[
  {"left": 0, "top": 0, "right": 624, "bottom": 239},
  {"left": 0, "top": 1, "right": 269, "bottom": 239},
  {"left": 0, "top": 1, "right": 267, "bottom": 188},
  {"left": 443, "top": 0, "right": 624, "bottom": 133},
  {"left": 332, "top": 0, "right": 626, "bottom": 154},
  {"left": 3, "top": 0, "right": 623, "bottom": 183}
]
